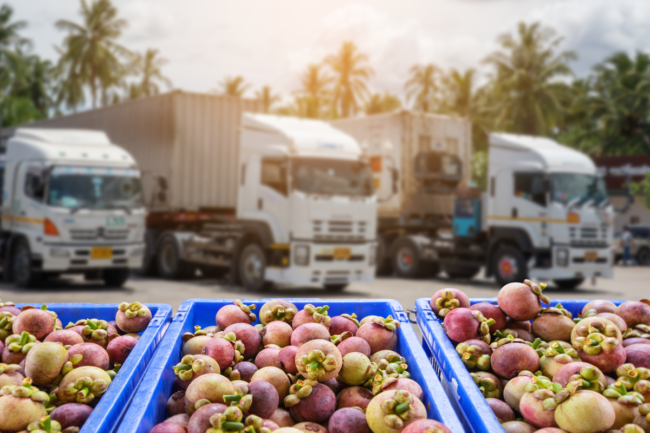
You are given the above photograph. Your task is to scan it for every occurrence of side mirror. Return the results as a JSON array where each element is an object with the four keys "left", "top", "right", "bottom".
[
  {"left": 158, "top": 176, "right": 168, "bottom": 191},
  {"left": 543, "top": 178, "right": 551, "bottom": 194},
  {"left": 391, "top": 168, "right": 399, "bottom": 193}
]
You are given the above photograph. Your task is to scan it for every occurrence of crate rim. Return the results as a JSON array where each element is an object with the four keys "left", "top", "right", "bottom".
[
  {"left": 119, "top": 297, "right": 466, "bottom": 433},
  {"left": 414, "top": 296, "right": 627, "bottom": 433},
  {"left": 12, "top": 301, "right": 173, "bottom": 433}
]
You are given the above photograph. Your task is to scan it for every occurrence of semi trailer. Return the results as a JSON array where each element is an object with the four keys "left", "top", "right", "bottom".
[
  {"left": 0, "top": 129, "right": 146, "bottom": 287},
  {"left": 333, "top": 111, "right": 614, "bottom": 288},
  {"left": 4, "top": 91, "right": 377, "bottom": 291}
]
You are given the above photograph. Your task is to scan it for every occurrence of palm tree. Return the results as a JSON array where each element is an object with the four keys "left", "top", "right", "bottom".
[
  {"left": 404, "top": 64, "right": 439, "bottom": 112},
  {"left": 216, "top": 75, "right": 250, "bottom": 97},
  {"left": 0, "top": 5, "right": 29, "bottom": 94},
  {"left": 440, "top": 68, "right": 476, "bottom": 118},
  {"left": 364, "top": 92, "right": 402, "bottom": 115},
  {"left": 255, "top": 85, "right": 280, "bottom": 113},
  {"left": 325, "top": 41, "right": 374, "bottom": 118},
  {"left": 129, "top": 48, "right": 172, "bottom": 99},
  {"left": 294, "top": 64, "right": 331, "bottom": 118},
  {"left": 55, "top": 0, "right": 131, "bottom": 109},
  {"left": 569, "top": 52, "right": 650, "bottom": 155},
  {"left": 483, "top": 21, "right": 575, "bottom": 135}
]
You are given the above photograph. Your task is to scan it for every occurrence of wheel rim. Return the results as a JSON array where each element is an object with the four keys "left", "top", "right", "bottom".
[
  {"left": 14, "top": 245, "right": 30, "bottom": 283},
  {"left": 159, "top": 243, "right": 176, "bottom": 275},
  {"left": 243, "top": 249, "right": 264, "bottom": 285},
  {"left": 498, "top": 255, "right": 518, "bottom": 280},
  {"left": 396, "top": 247, "right": 414, "bottom": 272}
]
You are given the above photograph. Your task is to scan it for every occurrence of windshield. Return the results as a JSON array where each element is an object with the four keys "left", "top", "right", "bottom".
[
  {"left": 551, "top": 173, "right": 608, "bottom": 206},
  {"left": 292, "top": 158, "right": 374, "bottom": 197},
  {"left": 47, "top": 166, "right": 143, "bottom": 210}
]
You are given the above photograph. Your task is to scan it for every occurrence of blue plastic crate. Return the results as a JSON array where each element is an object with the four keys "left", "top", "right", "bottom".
[
  {"left": 118, "top": 298, "right": 465, "bottom": 433},
  {"left": 415, "top": 297, "right": 625, "bottom": 433},
  {"left": 14, "top": 302, "right": 172, "bottom": 433}
]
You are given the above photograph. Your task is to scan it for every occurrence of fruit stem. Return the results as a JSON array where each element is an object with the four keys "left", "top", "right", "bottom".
[
  {"left": 223, "top": 422, "right": 244, "bottom": 430},
  {"left": 317, "top": 306, "right": 329, "bottom": 314},
  {"left": 224, "top": 395, "right": 242, "bottom": 403},
  {"left": 394, "top": 402, "right": 410, "bottom": 415},
  {"left": 18, "top": 331, "right": 29, "bottom": 346}
]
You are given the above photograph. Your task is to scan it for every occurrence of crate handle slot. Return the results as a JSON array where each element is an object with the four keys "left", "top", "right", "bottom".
[
  {"left": 173, "top": 312, "right": 187, "bottom": 322},
  {"left": 148, "top": 317, "right": 163, "bottom": 328},
  {"left": 395, "top": 311, "right": 409, "bottom": 323},
  {"left": 406, "top": 309, "right": 418, "bottom": 324},
  {"left": 424, "top": 310, "right": 436, "bottom": 322}
]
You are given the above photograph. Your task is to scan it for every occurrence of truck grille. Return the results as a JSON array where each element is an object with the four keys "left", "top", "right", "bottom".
[
  {"left": 569, "top": 226, "right": 609, "bottom": 247},
  {"left": 69, "top": 229, "right": 130, "bottom": 241},
  {"left": 313, "top": 220, "right": 366, "bottom": 241}
]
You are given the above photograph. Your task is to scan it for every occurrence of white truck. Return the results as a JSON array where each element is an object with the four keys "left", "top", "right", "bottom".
[
  {"left": 333, "top": 112, "right": 614, "bottom": 288},
  {"left": 5, "top": 91, "right": 377, "bottom": 291},
  {"left": 0, "top": 129, "right": 146, "bottom": 287}
]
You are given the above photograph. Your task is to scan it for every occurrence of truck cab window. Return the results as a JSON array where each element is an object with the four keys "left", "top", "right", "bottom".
[
  {"left": 25, "top": 170, "right": 45, "bottom": 202},
  {"left": 261, "top": 158, "right": 287, "bottom": 196},
  {"left": 514, "top": 172, "right": 546, "bottom": 206}
]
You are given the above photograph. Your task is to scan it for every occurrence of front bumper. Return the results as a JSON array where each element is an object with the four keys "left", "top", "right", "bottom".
[
  {"left": 40, "top": 243, "right": 145, "bottom": 271},
  {"left": 265, "top": 242, "right": 376, "bottom": 286},
  {"left": 529, "top": 245, "right": 614, "bottom": 279}
]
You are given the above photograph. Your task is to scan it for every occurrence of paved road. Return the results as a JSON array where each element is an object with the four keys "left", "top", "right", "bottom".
[{"left": 0, "top": 265, "right": 645, "bottom": 313}]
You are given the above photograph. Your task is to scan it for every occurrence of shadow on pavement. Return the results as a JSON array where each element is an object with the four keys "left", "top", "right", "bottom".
[{"left": 0, "top": 277, "right": 135, "bottom": 294}]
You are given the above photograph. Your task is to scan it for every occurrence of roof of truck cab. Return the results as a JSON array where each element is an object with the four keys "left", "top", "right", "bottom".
[
  {"left": 242, "top": 113, "right": 361, "bottom": 157},
  {"left": 7, "top": 128, "right": 136, "bottom": 165},
  {"left": 490, "top": 133, "right": 596, "bottom": 173}
]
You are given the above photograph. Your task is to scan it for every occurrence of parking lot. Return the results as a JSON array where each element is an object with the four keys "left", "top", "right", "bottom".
[{"left": 0, "top": 265, "right": 645, "bottom": 313}]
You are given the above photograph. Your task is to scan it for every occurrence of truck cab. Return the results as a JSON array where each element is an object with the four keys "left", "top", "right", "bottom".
[
  {"left": 485, "top": 133, "right": 614, "bottom": 287},
  {"left": 235, "top": 114, "right": 377, "bottom": 291},
  {"left": 1, "top": 129, "right": 146, "bottom": 287}
]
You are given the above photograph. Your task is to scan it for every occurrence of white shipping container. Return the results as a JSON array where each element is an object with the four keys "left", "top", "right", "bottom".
[
  {"left": 2, "top": 91, "right": 261, "bottom": 212},
  {"left": 332, "top": 111, "right": 472, "bottom": 220}
]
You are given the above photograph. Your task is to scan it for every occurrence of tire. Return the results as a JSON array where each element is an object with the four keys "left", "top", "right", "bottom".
[
  {"left": 156, "top": 234, "right": 193, "bottom": 279},
  {"left": 391, "top": 237, "right": 427, "bottom": 279},
  {"left": 324, "top": 284, "right": 348, "bottom": 292},
  {"left": 103, "top": 269, "right": 130, "bottom": 287},
  {"left": 375, "top": 236, "right": 393, "bottom": 276},
  {"left": 13, "top": 239, "right": 40, "bottom": 288},
  {"left": 492, "top": 244, "right": 527, "bottom": 286},
  {"left": 636, "top": 248, "right": 650, "bottom": 266},
  {"left": 553, "top": 278, "right": 584, "bottom": 290},
  {"left": 444, "top": 264, "right": 481, "bottom": 280},
  {"left": 239, "top": 243, "right": 270, "bottom": 292}
]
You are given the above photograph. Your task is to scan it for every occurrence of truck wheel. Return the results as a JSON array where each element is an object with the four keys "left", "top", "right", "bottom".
[
  {"left": 324, "top": 284, "right": 348, "bottom": 292},
  {"left": 239, "top": 243, "right": 270, "bottom": 292},
  {"left": 13, "top": 239, "right": 39, "bottom": 288},
  {"left": 391, "top": 237, "right": 425, "bottom": 279},
  {"left": 444, "top": 264, "right": 481, "bottom": 280},
  {"left": 636, "top": 248, "right": 650, "bottom": 266},
  {"left": 493, "top": 245, "right": 527, "bottom": 286},
  {"left": 375, "top": 236, "right": 393, "bottom": 276},
  {"left": 103, "top": 269, "right": 130, "bottom": 287},
  {"left": 553, "top": 278, "right": 584, "bottom": 290},
  {"left": 157, "top": 234, "right": 193, "bottom": 279}
]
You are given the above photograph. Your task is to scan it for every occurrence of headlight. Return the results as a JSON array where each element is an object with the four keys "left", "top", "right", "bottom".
[
  {"left": 556, "top": 248, "right": 569, "bottom": 267},
  {"left": 294, "top": 245, "right": 310, "bottom": 266},
  {"left": 369, "top": 244, "right": 377, "bottom": 266},
  {"left": 50, "top": 248, "right": 70, "bottom": 258},
  {"left": 130, "top": 247, "right": 145, "bottom": 257}
]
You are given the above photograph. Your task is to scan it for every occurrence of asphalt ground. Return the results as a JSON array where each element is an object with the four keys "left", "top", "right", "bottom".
[{"left": 0, "top": 265, "right": 645, "bottom": 313}]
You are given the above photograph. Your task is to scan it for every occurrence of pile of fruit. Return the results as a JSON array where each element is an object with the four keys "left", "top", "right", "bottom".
[
  {"left": 0, "top": 300, "right": 152, "bottom": 432},
  {"left": 151, "top": 299, "right": 451, "bottom": 433},
  {"left": 433, "top": 281, "right": 650, "bottom": 433}
]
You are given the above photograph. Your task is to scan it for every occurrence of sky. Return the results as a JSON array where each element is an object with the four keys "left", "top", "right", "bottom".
[{"left": 6, "top": 0, "right": 650, "bottom": 100}]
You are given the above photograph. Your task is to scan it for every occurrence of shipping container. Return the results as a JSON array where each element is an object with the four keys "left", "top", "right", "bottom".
[
  {"left": 332, "top": 111, "right": 472, "bottom": 277},
  {"left": 1, "top": 91, "right": 261, "bottom": 213},
  {"left": 332, "top": 111, "right": 472, "bottom": 220}
]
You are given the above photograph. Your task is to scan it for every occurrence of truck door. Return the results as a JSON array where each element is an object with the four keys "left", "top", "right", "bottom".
[
  {"left": 512, "top": 171, "right": 549, "bottom": 245},
  {"left": 9, "top": 162, "right": 46, "bottom": 238},
  {"left": 258, "top": 157, "right": 290, "bottom": 243}
]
